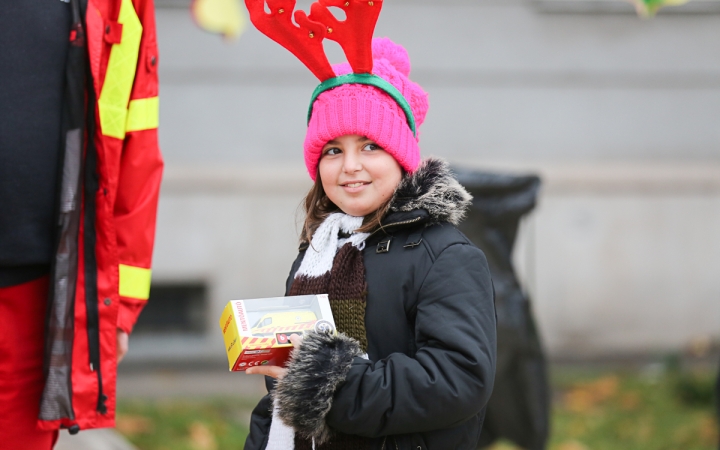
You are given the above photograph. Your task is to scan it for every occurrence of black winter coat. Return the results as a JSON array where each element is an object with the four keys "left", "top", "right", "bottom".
[{"left": 245, "top": 159, "right": 497, "bottom": 450}]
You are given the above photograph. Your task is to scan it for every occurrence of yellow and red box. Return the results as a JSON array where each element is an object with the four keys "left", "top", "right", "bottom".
[{"left": 219, "top": 294, "right": 335, "bottom": 371}]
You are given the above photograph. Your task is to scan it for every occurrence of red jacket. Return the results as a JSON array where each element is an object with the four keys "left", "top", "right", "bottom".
[{"left": 38, "top": 0, "right": 162, "bottom": 432}]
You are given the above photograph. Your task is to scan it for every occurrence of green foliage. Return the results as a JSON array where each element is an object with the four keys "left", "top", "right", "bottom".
[
  {"left": 117, "top": 369, "right": 719, "bottom": 450},
  {"left": 663, "top": 356, "right": 717, "bottom": 408},
  {"left": 673, "top": 371, "right": 717, "bottom": 407},
  {"left": 116, "top": 398, "right": 255, "bottom": 450},
  {"left": 488, "top": 368, "right": 718, "bottom": 450},
  {"left": 547, "top": 369, "right": 717, "bottom": 450}
]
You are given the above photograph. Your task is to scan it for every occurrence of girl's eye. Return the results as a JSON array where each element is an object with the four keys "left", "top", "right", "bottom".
[
  {"left": 362, "top": 143, "right": 382, "bottom": 151},
  {"left": 324, "top": 147, "right": 341, "bottom": 156}
]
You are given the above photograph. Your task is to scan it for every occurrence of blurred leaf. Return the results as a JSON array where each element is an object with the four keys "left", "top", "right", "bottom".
[
  {"left": 191, "top": 0, "right": 246, "bottom": 40},
  {"left": 115, "top": 414, "right": 155, "bottom": 437},
  {"left": 189, "top": 421, "right": 218, "bottom": 450},
  {"left": 626, "top": 0, "right": 691, "bottom": 17},
  {"left": 556, "top": 441, "right": 590, "bottom": 450},
  {"left": 487, "top": 441, "right": 523, "bottom": 450},
  {"left": 698, "top": 417, "right": 719, "bottom": 446},
  {"left": 564, "top": 376, "right": 619, "bottom": 412},
  {"left": 619, "top": 392, "right": 641, "bottom": 411}
]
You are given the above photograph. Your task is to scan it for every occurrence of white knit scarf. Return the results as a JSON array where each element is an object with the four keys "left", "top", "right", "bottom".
[{"left": 295, "top": 213, "right": 370, "bottom": 278}]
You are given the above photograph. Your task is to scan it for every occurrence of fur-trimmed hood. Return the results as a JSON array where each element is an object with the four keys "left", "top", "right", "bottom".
[{"left": 388, "top": 157, "right": 472, "bottom": 226}]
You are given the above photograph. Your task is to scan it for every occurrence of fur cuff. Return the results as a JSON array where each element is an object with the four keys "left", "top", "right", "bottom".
[{"left": 274, "top": 332, "right": 363, "bottom": 444}]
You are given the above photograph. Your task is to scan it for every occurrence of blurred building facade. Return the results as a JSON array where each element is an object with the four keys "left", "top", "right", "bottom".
[{"left": 126, "top": 0, "right": 720, "bottom": 365}]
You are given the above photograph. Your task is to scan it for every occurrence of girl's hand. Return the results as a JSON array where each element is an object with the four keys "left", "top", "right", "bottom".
[
  {"left": 245, "top": 334, "right": 303, "bottom": 379},
  {"left": 245, "top": 364, "right": 288, "bottom": 379}
]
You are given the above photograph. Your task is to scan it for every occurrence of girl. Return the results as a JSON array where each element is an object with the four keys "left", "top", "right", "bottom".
[{"left": 242, "top": 10, "right": 496, "bottom": 449}]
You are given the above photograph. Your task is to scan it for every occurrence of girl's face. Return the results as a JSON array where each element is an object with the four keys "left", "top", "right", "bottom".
[{"left": 319, "top": 135, "right": 403, "bottom": 217}]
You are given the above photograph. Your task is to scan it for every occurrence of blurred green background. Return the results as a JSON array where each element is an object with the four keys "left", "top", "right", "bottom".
[{"left": 115, "top": 358, "right": 718, "bottom": 450}]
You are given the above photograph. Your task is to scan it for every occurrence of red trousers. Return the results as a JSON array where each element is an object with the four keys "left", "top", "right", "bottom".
[{"left": 0, "top": 276, "right": 58, "bottom": 449}]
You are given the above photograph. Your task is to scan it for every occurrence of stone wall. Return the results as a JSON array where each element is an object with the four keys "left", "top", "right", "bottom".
[{"left": 124, "top": 0, "right": 720, "bottom": 363}]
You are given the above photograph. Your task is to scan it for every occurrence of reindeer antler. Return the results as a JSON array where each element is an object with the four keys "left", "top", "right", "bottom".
[
  {"left": 308, "top": 0, "right": 382, "bottom": 74},
  {"left": 245, "top": 0, "right": 336, "bottom": 80}
]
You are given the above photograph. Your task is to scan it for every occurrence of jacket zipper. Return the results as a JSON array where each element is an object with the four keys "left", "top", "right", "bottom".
[
  {"left": 82, "top": 58, "right": 107, "bottom": 415},
  {"left": 298, "top": 216, "right": 424, "bottom": 252},
  {"left": 367, "top": 216, "right": 424, "bottom": 240},
  {"left": 380, "top": 436, "right": 400, "bottom": 450}
]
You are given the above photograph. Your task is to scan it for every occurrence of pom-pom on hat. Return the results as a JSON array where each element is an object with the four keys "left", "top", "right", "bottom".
[
  {"left": 244, "top": 0, "right": 427, "bottom": 179},
  {"left": 304, "top": 38, "right": 428, "bottom": 181}
]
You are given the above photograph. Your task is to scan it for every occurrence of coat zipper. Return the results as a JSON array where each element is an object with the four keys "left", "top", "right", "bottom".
[
  {"left": 82, "top": 56, "right": 107, "bottom": 415},
  {"left": 367, "top": 216, "right": 424, "bottom": 240},
  {"left": 380, "top": 436, "right": 400, "bottom": 450},
  {"left": 299, "top": 216, "right": 424, "bottom": 252},
  {"left": 371, "top": 217, "right": 423, "bottom": 450}
]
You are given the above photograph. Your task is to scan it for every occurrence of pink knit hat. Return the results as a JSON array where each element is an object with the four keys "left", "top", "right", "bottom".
[
  {"left": 304, "top": 38, "right": 429, "bottom": 181},
  {"left": 244, "top": 0, "right": 427, "bottom": 179}
]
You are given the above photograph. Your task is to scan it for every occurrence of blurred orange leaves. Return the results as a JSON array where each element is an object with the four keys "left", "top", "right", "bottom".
[
  {"left": 563, "top": 376, "right": 620, "bottom": 413},
  {"left": 189, "top": 421, "right": 218, "bottom": 450},
  {"left": 116, "top": 414, "right": 155, "bottom": 436}
]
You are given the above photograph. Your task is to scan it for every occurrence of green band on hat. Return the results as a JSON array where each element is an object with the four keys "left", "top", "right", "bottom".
[{"left": 307, "top": 73, "right": 417, "bottom": 137}]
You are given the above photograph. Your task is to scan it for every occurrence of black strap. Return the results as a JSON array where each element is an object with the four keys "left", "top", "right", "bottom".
[{"left": 404, "top": 230, "right": 423, "bottom": 248}]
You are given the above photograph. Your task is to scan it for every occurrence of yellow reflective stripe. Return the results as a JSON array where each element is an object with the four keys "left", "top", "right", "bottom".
[
  {"left": 119, "top": 264, "right": 152, "bottom": 300},
  {"left": 98, "top": 0, "right": 143, "bottom": 139},
  {"left": 126, "top": 97, "right": 159, "bottom": 132}
]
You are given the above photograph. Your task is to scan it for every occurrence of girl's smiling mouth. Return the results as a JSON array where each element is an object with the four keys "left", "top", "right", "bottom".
[{"left": 341, "top": 181, "right": 370, "bottom": 188}]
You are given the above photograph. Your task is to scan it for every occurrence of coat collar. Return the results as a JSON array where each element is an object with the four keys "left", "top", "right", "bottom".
[{"left": 382, "top": 157, "right": 472, "bottom": 228}]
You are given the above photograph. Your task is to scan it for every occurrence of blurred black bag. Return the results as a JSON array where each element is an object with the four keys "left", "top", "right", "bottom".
[{"left": 453, "top": 169, "right": 550, "bottom": 450}]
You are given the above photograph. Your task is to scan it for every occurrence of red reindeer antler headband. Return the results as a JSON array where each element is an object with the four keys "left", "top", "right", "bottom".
[{"left": 244, "top": 0, "right": 417, "bottom": 136}]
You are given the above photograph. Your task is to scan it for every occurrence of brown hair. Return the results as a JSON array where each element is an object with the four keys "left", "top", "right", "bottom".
[{"left": 300, "top": 171, "right": 395, "bottom": 244}]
